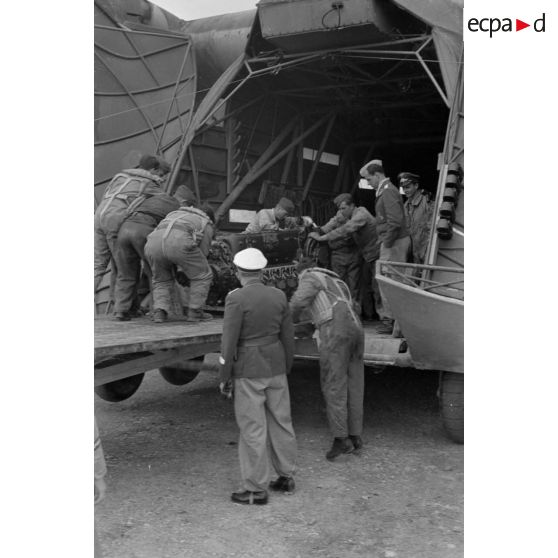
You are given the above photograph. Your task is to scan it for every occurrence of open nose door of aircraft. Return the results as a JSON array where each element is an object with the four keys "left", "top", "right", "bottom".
[{"left": 94, "top": 0, "right": 197, "bottom": 203}]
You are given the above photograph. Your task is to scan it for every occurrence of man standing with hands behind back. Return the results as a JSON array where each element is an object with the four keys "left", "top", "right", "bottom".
[{"left": 219, "top": 248, "right": 297, "bottom": 505}]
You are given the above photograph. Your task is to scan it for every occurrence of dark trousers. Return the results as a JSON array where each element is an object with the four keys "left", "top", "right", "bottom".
[
  {"left": 360, "top": 258, "right": 382, "bottom": 319},
  {"left": 330, "top": 248, "right": 361, "bottom": 305},
  {"left": 114, "top": 221, "right": 154, "bottom": 313}
]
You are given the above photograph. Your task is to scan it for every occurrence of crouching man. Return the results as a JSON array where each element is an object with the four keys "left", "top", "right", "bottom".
[
  {"left": 219, "top": 248, "right": 297, "bottom": 505},
  {"left": 144, "top": 202, "right": 215, "bottom": 322},
  {"left": 290, "top": 257, "right": 365, "bottom": 461}
]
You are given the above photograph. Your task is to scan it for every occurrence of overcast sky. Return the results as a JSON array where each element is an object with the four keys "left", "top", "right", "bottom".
[{"left": 153, "top": 0, "right": 258, "bottom": 20}]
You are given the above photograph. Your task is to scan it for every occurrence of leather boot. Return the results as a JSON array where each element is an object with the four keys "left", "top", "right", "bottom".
[
  {"left": 186, "top": 308, "right": 213, "bottom": 322},
  {"left": 349, "top": 435, "right": 363, "bottom": 451},
  {"left": 326, "top": 437, "right": 353, "bottom": 461},
  {"left": 152, "top": 309, "right": 167, "bottom": 323},
  {"left": 269, "top": 476, "right": 295, "bottom": 493},
  {"left": 231, "top": 490, "right": 268, "bottom": 505}
]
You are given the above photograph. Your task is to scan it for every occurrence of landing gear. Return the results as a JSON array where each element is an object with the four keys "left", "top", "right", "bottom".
[{"left": 439, "top": 371, "right": 464, "bottom": 444}]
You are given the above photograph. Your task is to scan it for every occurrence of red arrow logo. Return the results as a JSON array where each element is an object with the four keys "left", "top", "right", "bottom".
[{"left": 516, "top": 19, "right": 530, "bottom": 31}]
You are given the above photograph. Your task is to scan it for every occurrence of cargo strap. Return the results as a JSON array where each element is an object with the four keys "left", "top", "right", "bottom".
[
  {"left": 99, "top": 175, "right": 133, "bottom": 219},
  {"left": 161, "top": 208, "right": 210, "bottom": 258},
  {"left": 238, "top": 335, "right": 279, "bottom": 347},
  {"left": 306, "top": 267, "right": 360, "bottom": 327}
]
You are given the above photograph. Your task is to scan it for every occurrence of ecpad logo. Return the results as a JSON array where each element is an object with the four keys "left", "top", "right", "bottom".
[{"left": 468, "top": 13, "right": 546, "bottom": 37}]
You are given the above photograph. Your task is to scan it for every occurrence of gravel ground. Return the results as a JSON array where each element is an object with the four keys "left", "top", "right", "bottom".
[{"left": 95, "top": 361, "right": 463, "bottom": 558}]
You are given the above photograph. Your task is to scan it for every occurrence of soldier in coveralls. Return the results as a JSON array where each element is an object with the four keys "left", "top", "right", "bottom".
[
  {"left": 94, "top": 155, "right": 169, "bottom": 297},
  {"left": 144, "top": 202, "right": 215, "bottom": 323},
  {"left": 219, "top": 248, "right": 297, "bottom": 505},
  {"left": 290, "top": 258, "right": 365, "bottom": 461}
]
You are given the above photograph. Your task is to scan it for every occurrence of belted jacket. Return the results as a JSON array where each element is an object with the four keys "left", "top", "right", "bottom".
[
  {"left": 290, "top": 267, "right": 359, "bottom": 327},
  {"left": 219, "top": 278, "right": 295, "bottom": 382},
  {"left": 404, "top": 191, "right": 433, "bottom": 263},
  {"left": 375, "top": 179, "right": 410, "bottom": 248},
  {"left": 95, "top": 169, "right": 165, "bottom": 235},
  {"left": 125, "top": 192, "right": 180, "bottom": 227},
  {"left": 150, "top": 206, "right": 214, "bottom": 256},
  {"left": 319, "top": 206, "right": 380, "bottom": 262}
]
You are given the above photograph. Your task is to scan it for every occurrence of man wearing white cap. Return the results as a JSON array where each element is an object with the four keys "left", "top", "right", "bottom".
[
  {"left": 219, "top": 247, "right": 297, "bottom": 505},
  {"left": 359, "top": 159, "right": 411, "bottom": 335}
]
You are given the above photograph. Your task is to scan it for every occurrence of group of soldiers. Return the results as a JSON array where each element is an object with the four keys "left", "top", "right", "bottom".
[
  {"left": 94, "top": 153, "right": 433, "bottom": 506},
  {"left": 94, "top": 154, "right": 217, "bottom": 323}
]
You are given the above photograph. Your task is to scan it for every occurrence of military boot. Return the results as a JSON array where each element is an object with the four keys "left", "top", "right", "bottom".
[
  {"left": 186, "top": 308, "right": 213, "bottom": 322},
  {"left": 326, "top": 437, "right": 354, "bottom": 461},
  {"left": 152, "top": 309, "right": 167, "bottom": 323},
  {"left": 269, "top": 476, "right": 296, "bottom": 493},
  {"left": 349, "top": 435, "right": 363, "bottom": 451}
]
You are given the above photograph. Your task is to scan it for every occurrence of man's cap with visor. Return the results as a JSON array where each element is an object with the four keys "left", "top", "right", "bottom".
[
  {"left": 359, "top": 158, "right": 383, "bottom": 177},
  {"left": 233, "top": 248, "right": 268, "bottom": 271},
  {"left": 398, "top": 172, "right": 420, "bottom": 187}
]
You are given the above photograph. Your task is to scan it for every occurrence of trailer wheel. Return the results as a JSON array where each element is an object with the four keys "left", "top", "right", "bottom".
[
  {"left": 440, "top": 371, "right": 464, "bottom": 444},
  {"left": 95, "top": 373, "right": 144, "bottom": 402},
  {"left": 159, "top": 356, "right": 203, "bottom": 385}
]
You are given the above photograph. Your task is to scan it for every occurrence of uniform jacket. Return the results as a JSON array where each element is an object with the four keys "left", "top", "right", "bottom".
[
  {"left": 219, "top": 278, "right": 295, "bottom": 382},
  {"left": 319, "top": 212, "right": 355, "bottom": 251},
  {"left": 244, "top": 208, "right": 299, "bottom": 233},
  {"left": 94, "top": 169, "right": 164, "bottom": 235},
  {"left": 125, "top": 192, "right": 180, "bottom": 227},
  {"left": 320, "top": 206, "right": 380, "bottom": 262},
  {"left": 404, "top": 191, "right": 432, "bottom": 263},
  {"left": 149, "top": 206, "right": 214, "bottom": 256},
  {"left": 375, "top": 178, "right": 410, "bottom": 248}
]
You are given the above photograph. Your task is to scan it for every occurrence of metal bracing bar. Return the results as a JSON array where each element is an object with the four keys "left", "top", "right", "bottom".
[
  {"left": 196, "top": 74, "right": 252, "bottom": 131},
  {"left": 415, "top": 36, "right": 449, "bottom": 107},
  {"left": 94, "top": 51, "right": 160, "bottom": 145},
  {"left": 95, "top": 23, "right": 194, "bottom": 41},
  {"left": 95, "top": 74, "right": 195, "bottom": 97},
  {"left": 188, "top": 146, "right": 201, "bottom": 203},
  {"left": 215, "top": 114, "right": 331, "bottom": 222},
  {"left": 280, "top": 128, "right": 298, "bottom": 184},
  {"left": 246, "top": 36, "right": 427, "bottom": 65},
  {"left": 156, "top": 43, "right": 193, "bottom": 154},
  {"left": 302, "top": 114, "right": 336, "bottom": 200},
  {"left": 239, "top": 96, "right": 268, "bottom": 175},
  {"left": 196, "top": 97, "right": 263, "bottom": 135},
  {"left": 94, "top": 37, "right": 191, "bottom": 60},
  {"left": 121, "top": 31, "right": 161, "bottom": 87},
  {"left": 296, "top": 120, "right": 304, "bottom": 187}
]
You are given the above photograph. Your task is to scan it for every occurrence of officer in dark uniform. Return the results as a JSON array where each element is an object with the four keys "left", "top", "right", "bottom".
[{"left": 219, "top": 248, "right": 297, "bottom": 505}]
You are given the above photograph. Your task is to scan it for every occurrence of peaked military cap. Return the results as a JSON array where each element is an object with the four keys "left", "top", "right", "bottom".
[{"left": 233, "top": 248, "right": 268, "bottom": 271}]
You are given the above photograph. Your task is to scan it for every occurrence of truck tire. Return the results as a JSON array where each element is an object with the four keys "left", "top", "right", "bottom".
[
  {"left": 159, "top": 359, "right": 201, "bottom": 385},
  {"left": 440, "top": 371, "right": 464, "bottom": 444},
  {"left": 95, "top": 373, "right": 145, "bottom": 402}
]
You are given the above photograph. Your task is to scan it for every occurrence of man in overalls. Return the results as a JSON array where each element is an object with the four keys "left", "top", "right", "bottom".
[
  {"left": 94, "top": 155, "right": 169, "bottom": 297},
  {"left": 144, "top": 202, "right": 215, "bottom": 322},
  {"left": 219, "top": 248, "right": 297, "bottom": 505},
  {"left": 290, "top": 258, "right": 365, "bottom": 460}
]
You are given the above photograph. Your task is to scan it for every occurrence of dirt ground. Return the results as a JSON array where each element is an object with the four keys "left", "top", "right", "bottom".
[{"left": 95, "top": 361, "right": 463, "bottom": 558}]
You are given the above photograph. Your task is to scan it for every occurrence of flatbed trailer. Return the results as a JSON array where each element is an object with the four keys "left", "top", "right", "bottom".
[{"left": 94, "top": 316, "right": 412, "bottom": 401}]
